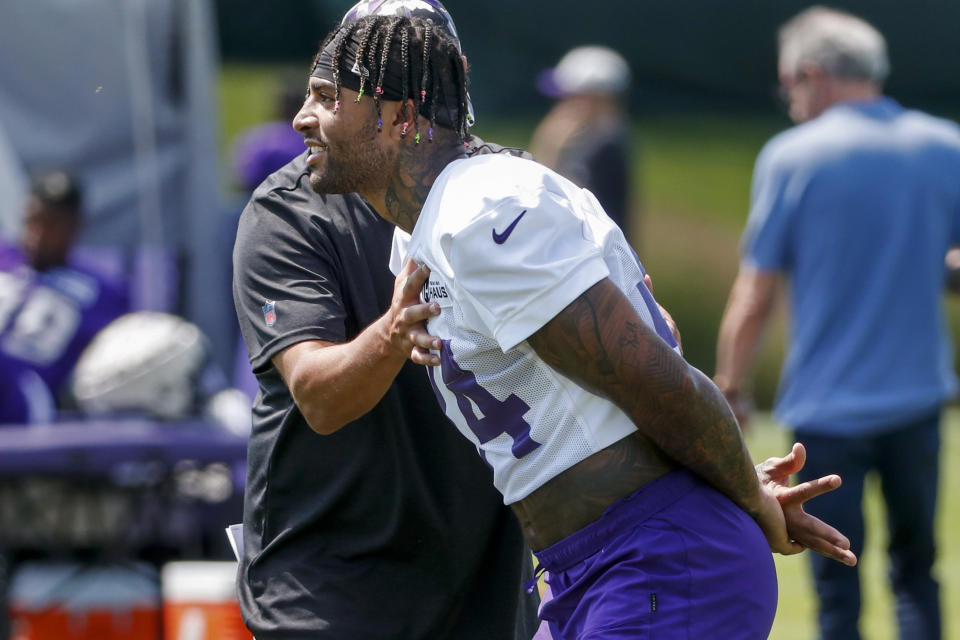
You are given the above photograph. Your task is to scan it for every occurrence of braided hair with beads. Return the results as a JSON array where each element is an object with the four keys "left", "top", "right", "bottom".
[{"left": 312, "top": 15, "right": 470, "bottom": 144}]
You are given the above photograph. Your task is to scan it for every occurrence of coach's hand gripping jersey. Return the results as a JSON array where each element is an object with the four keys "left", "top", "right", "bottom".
[{"left": 391, "top": 155, "right": 679, "bottom": 504}]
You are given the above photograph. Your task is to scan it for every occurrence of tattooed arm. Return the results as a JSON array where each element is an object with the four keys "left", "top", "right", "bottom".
[{"left": 527, "top": 277, "right": 796, "bottom": 553}]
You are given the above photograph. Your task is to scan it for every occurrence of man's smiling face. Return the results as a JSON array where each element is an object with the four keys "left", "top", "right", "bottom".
[{"left": 293, "top": 77, "right": 393, "bottom": 197}]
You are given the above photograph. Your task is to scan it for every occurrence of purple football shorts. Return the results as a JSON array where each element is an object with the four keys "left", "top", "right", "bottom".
[{"left": 531, "top": 469, "right": 777, "bottom": 639}]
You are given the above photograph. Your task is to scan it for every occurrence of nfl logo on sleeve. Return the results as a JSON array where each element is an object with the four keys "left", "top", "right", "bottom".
[{"left": 262, "top": 300, "right": 277, "bottom": 327}]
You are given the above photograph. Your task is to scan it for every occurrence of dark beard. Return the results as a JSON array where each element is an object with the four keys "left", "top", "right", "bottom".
[{"left": 308, "top": 116, "right": 389, "bottom": 196}]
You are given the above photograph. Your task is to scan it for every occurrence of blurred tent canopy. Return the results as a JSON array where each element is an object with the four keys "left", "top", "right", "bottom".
[
  {"left": 0, "top": 0, "right": 234, "bottom": 373},
  {"left": 217, "top": 0, "right": 960, "bottom": 116}
]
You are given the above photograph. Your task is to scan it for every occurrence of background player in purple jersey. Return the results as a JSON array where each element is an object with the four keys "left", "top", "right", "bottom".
[
  {"left": 0, "top": 171, "right": 128, "bottom": 424},
  {"left": 295, "top": 15, "right": 858, "bottom": 639}
]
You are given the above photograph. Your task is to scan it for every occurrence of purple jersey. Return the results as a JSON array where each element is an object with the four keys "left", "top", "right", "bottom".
[
  {"left": 0, "top": 242, "right": 128, "bottom": 408},
  {"left": 0, "top": 350, "right": 34, "bottom": 423}
]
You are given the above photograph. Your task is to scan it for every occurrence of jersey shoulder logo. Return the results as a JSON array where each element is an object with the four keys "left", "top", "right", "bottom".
[
  {"left": 262, "top": 300, "right": 277, "bottom": 327},
  {"left": 421, "top": 279, "right": 449, "bottom": 303},
  {"left": 492, "top": 210, "right": 527, "bottom": 244}
]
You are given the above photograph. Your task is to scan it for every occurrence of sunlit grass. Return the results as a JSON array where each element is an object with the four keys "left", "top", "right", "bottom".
[{"left": 748, "top": 411, "right": 960, "bottom": 640}]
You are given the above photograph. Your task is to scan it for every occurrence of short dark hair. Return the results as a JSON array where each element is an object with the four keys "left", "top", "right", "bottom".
[
  {"left": 313, "top": 16, "right": 470, "bottom": 143},
  {"left": 29, "top": 171, "right": 82, "bottom": 213}
]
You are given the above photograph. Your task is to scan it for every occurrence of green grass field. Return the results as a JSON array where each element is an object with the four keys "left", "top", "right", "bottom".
[
  {"left": 221, "top": 63, "right": 960, "bottom": 638},
  {"left": 748, "top": 411, "right": 960, "bottom": 640}
]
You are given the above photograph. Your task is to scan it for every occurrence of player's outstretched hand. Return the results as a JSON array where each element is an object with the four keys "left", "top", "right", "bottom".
[
  {"left": 756, "top": 443, "right": 857, "bottom": 566},
  {"left": 390, "top": 258, "right": 442, "bottom": 366}
]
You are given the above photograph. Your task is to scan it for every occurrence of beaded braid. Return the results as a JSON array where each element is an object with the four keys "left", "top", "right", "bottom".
[
  {"left": 364, "top": 20, "right": 382, "bottom": 103},
  {"left": 399, "top": 23, "right": 411, "bottom": 137},
  {"left": 352, "top": 19, "right": 377, "bottom": 102},
  {"left": 427, "top": 55, "right": 439, "bottom": 143},
  {"left": 311, "top": 35, "right": 331, "bottom": 76},
  {"left": 330, "top": 23, "right": 359, "bottom": 114},
  {"left": 375, "top": 17, "right": 402, "bottom": 132},
  {"left": 309, "top": 31, "right": 338, "bottom": 97},
  {"left": 438, "top": 36, "right": 469, "bottom": 141},
  {"left": 412, "top": 24, "right": 433, "bottom": 144},
  {"left": 455, "top": 45, "right": 470, "bottom": 139}
]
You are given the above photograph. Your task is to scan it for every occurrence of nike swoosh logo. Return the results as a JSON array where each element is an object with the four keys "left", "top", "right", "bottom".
[{"left": 492, "top": 210, "right": 527, "bottom": 244}]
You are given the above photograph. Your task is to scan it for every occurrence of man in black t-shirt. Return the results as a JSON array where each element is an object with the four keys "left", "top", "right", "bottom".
[
  {"left": 233, "top": 142, "right": 539, "bottom": 640},
  {"left": 230, "top": 3, "right": 539, "bottom": 638}
]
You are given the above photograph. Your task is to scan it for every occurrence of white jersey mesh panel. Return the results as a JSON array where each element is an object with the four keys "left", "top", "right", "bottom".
[
  {"left": 399, "top": 154, "right": 679, "bottom": 503},
  {"left": 438, "top": 297, "right": 597, "bottom": 500}
]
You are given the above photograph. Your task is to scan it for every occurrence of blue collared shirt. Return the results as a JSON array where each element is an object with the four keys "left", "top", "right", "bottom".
[{"left": 743, "top": 97, "right": 960, "bottom": 434}]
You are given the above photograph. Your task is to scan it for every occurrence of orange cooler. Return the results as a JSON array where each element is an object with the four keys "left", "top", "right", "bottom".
[
  {"left": 8, "top": 562, "right": 160, "bottom": 639},
  {"left": 161, "top": 561, "right": 251, "bottom": 640}
]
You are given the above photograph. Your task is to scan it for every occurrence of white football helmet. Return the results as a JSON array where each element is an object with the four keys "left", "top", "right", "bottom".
[{"left": 72, "top": 312, "right": 207, "bottom": 420}]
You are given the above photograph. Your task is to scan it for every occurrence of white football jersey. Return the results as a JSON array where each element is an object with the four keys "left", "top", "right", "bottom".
[{"left": 390, "top": 154, "right": 679, "bottom": 504}]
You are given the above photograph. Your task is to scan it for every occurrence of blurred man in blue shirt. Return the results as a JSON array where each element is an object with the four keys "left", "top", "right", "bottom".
[{"left": 715, "top": 7, "right": 960, "bottom": 640}]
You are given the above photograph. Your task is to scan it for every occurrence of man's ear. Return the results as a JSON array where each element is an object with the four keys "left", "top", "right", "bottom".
[
  {"left": 461, "top": 55, "right": 468, "bottom": 74},
  {"left": 385, "top": 98, "right": 417, "bottom": 141},
  {"left": 800, "top": 61, "right": 826, "bottom": 83}
]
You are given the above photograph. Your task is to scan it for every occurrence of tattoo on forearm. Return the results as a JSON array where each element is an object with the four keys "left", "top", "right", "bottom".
[{"left": 528, "top": 279, "right": 759, "bottom": 514}]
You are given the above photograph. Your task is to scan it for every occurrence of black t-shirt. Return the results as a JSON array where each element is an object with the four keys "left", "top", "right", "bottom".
[{"left": 232, "top": 139, "right": 539, "bottom": 639}]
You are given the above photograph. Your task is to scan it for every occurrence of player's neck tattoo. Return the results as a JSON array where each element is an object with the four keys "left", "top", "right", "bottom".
[{"left": 383, "top": 142, "right": 466, "bottom": 233}]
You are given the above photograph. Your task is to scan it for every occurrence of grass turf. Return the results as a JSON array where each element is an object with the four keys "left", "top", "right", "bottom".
[{"left": 748, "top": 411, "right": 960, "bottom": 640}]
